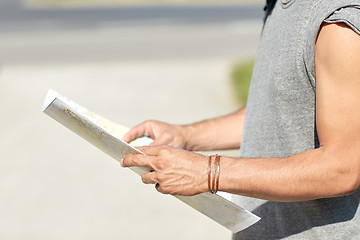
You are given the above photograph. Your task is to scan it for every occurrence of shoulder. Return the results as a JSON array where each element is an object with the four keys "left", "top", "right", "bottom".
[{"left": 316, "top": 22, "right": 360, "bottom": 81}]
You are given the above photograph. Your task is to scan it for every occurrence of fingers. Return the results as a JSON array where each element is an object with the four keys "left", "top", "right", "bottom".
[
  {"left": 121, "top": 154, "right": 155, "bottom": 170},
  {"left": 122, "top": 120, "right": 186, "bottom": 149},
  {"left": 136, "top": 146, "right": 160, "bottom": 156},
  {"left": 155, "top": 183, "right": 167, "bottom": 194},
  {"left": 141, "top": 172, "right": 167, "bottom": 194},
  {"left": 141, "top": 172, "right": 157, "bottom": 184},
  {"left": 122, "top": 146, "right": 173, "bottom": 171},
  {"left": 122, "top": 145, "right": 203, "bottom": 196},
  {"left": 148, "top": 135, "right": 173, "bottom": 147},
  {"left": 136, "top": 145, "right": 173, "bottom": 157},
  {"left": 122, "top": 121, "right": 152, "bottom": 143}
]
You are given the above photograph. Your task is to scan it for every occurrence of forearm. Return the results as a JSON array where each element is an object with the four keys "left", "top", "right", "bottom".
[
  {"left": 219, "top": 145, "right": 360, "bottom": 202},
  {"left": 182, "top": 107, "right": 246, "bottom": 151}
]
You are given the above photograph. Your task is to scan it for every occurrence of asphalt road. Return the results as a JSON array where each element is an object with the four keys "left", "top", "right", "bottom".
[
  {"left": 0, "top": 1, "right": 263, "bottom": 64},
  {"left": 0, "top": 1, "right": 264, "bottom": 32}
]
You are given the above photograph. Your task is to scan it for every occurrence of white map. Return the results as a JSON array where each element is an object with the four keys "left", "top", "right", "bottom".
[{"left": 42, "top": 89, "right": 260, "bottom": 232}]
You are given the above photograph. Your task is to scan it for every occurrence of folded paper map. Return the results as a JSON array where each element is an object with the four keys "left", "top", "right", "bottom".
[{"left": 42, "top": 89, "right": 260, "bottom": 232}]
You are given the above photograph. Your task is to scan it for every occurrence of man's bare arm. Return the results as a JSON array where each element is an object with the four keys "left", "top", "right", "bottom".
[
  {"left": 183, "top": 107, "right": 246, "bottom": 150},
  {"left": 123, "top": 107, "right": 246, "bottom": 151},
  {"left": 218, "top": 23, "right": 360, "bottom": 201},
  {"left": 122, "top": 23, "right": 360, "bottom": 199}
]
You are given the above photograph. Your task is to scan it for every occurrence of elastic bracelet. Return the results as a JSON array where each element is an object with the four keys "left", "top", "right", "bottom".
[
  {"left": 211, "top": 154, "right": 217, "bottom": 194},
  {"left": 208, "top": 155, "right": 212, "bottom": 193},
  {"left": 208, "top": 154, "right": 221, "bottom": 194},
  {"left": 214, "top": 155, "right": 221, "bottom": 194}
]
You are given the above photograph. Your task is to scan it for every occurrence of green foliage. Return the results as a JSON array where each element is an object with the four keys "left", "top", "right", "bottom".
[{"left": 231, "top": 59, "right": 254, "bottom": 105}]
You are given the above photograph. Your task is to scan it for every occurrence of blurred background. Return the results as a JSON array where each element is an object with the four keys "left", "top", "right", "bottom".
[{"left": 0, "top": 0, "right": 262, "bottom": 239}]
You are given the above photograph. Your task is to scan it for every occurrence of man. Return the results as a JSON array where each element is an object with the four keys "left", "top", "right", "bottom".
[{"left": 122, "top": 0, "right": 360, "bottom": 238}]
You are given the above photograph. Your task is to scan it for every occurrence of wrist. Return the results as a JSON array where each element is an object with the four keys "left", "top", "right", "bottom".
[
  {"left": 195, "top": 154, "right": 210, "bottom": 194},
  {"left": 181, "top": 119, "right": 217, "bottom": 151},
  {"left": 180, "top": 124, "right": 195, "bottom": 150}
]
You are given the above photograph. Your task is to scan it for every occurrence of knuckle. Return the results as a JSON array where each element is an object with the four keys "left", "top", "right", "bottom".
[
  {"left": 161, "top": 185, "right": 168, "bottom": 192},
  {"left": 161, "top": 185, "right": 173, "bottom": 195},
  {"left": 162, "top": 132, "right": 172, "bottom": 140},
  {"left": 158, "top": 185, "right": 169, "bottom": 195},
  {"left": 158, "top": 146, "right": 170, "bottom": 155},
  {"left": 145, "top": 120, "right": 156, "bottom": 127},
  {"left": 155, "top": 173, "right": 164, "bottom": 183},
  {"left": 130, "top": 155, "right": 140, "bottom": 166},
  {"left": 141, "top": 174, "right": 147, "bottom": 184},
  {"left": 154, "top": 159, "right": 168, "bottom": 170}
]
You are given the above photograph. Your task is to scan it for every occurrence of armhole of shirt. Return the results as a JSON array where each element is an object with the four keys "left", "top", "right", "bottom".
[
  {"left": 303, "top": 2, "right": 360, "bottom": 90},
  {"left": 323, "top": 6, "right": 360, "bottom": 36}
]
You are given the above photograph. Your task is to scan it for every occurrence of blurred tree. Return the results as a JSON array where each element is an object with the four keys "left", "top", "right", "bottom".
[{"left": 231, "top": 59, "right": 254, "bottom": 105}]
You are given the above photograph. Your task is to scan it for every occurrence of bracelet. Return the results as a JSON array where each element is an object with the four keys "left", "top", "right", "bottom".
[
  {"left": 208, "top": 154, "right": 221, "bottom": 194},
  {"left": 214, "top": 154, "right": 221, "bottom": 194},
  {"left": 208, "top": 155, "right": 212, "bottom": 193}
]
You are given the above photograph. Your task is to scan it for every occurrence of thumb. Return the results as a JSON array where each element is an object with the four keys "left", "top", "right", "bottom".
[
  {"left": 122, "top": 130, "right": 137, "bottom": 143},
  {"left": 122, "top": 125, "right": 147, "bottom": 143}
]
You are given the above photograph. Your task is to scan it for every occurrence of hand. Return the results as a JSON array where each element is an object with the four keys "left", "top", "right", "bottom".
[
  {"left": 121, "top": 146, "right": 208, "bottom": 196},
  {"left": 122, "top": 120, "right": 189, "bottom": 149}
]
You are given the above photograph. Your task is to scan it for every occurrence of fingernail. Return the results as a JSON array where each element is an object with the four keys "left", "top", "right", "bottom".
[{"left": 120, "top": 158, "right": 124, "bottom": 167}]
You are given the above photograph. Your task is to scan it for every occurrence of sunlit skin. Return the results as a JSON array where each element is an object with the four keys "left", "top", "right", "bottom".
[{"left": 121, "top": 23, "right": 360, "bottom": 202}]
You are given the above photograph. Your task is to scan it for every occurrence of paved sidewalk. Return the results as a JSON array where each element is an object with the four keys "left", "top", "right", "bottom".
[{"left": 0, "top": 59, "right": 245, "bottom": 240}]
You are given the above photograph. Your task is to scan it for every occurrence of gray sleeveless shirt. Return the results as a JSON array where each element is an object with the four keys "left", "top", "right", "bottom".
[{"left": 234, "top": 0, "right": 360, "bottom": 239}]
